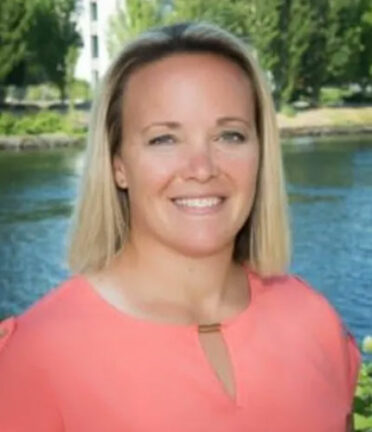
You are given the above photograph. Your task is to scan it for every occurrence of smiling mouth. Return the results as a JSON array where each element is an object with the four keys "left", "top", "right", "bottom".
[{"left": 171, "top": 196, "right": 225, "bottom": 212}]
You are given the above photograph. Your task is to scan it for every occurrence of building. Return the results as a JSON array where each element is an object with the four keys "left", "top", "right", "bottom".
[{"left": 75, "top": 0, "right": 122, "bottom": 87}]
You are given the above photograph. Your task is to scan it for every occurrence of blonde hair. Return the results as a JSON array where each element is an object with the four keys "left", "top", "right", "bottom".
[{"left": 67, "top": 22, "right": 290, "bottom": 277}]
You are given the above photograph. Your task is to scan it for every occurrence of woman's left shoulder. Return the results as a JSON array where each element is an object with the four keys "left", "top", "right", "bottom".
[
  {"left": 275, "top": 273, "right": 361, "bottom": 404},
  {"left": 263, "top": 273, "right": 355, "bottom": 336},
  {"left": 258, "top": 272, "right": 348, "bottom": 320}
]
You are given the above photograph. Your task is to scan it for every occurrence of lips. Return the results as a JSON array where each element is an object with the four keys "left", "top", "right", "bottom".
[
  {"left": 172, "top": 196, "right": 223, "bottom": 208},
  {"left": 170, "top": 196, "right": 226, "bottom": 215}
]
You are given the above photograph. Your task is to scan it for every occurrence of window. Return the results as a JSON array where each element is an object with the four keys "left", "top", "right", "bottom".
[
  {"left": 92, "top": 35, "right": 99, "bottom": 58},
  {"left": 93, "top": 70, "right": 99, "bottom": 87},
  {"left": 90, "top": 2, "right": 98, "bottom": 21}
]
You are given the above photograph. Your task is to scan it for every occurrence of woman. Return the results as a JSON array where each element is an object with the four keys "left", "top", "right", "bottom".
[{"left": 0, "top": 22, "right": 360, "bottom": 431}]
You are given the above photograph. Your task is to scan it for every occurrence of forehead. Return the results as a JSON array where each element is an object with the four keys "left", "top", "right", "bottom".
[{"left": 122, "top": 52, "right": 255, "bottom": 121}]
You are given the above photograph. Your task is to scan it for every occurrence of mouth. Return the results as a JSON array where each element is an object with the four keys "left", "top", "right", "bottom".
[{"left": 170, "top": 196, "right": 226, "bottom": 213}]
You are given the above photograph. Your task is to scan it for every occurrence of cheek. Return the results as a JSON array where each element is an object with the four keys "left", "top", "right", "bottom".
[
  {"left": 219, "top": 146, "right": 260, "bottom": 187},
  {"left": 126, "top": 153, "right": 179, "bottom": 197}
]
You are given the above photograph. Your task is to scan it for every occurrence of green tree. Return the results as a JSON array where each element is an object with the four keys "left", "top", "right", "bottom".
[
  {"left": 296, "top": 0, "right": 329, "bottom": 104},
  {"left": 166, "top": 0, "right": 253, "bottom": 40},
  {"left": 106, "top": 0, "right": 372, "bottom": 107},
  {"left": 107, "top": 0, "right": 164, "bottom": 58},
  {"left": 28, "top": 0, "right": 81, "bottom": 101},
  {"left": 325, "top": 0, "right": 362, "bottom": 87},
  {"left": 0, "top": 0, "right": 35, "bottom": 99},
  {"left": 66, "top": 45, "right": 80, "bottom": 112},
  {"left": 356, "top": 0, "right": 372, "bottom": 93}
]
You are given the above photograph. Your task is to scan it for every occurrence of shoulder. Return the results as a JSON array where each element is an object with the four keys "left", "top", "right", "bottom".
[
  {"left": 0, "top": 278, "right": 79, "bottom": 431},
  {"left": 252, "top": 272, "right": 339, "bottom": 319},
  {"left": 253, "top": 271, "right": 361, "bottom": 403},
  {"left": 0, "top": 275, "right": 86, "bottom": 359},
  {"left": 253, "top": 272, "right": 351, "bottom": 337}
]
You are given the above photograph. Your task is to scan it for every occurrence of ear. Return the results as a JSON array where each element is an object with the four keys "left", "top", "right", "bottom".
[{"left": 112, "top": 153, "right": 128, "bottom": 190}]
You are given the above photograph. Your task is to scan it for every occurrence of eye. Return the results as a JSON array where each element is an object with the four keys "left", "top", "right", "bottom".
[
  {"left": 218, "top": 131, "right": 247, "bottom": 143},
  {"left": 148, "top": 134, "right": 177, "bottom": 145}
]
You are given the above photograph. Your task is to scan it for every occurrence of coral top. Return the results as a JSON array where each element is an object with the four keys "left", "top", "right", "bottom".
[{"left": 0, "top": 269, "right": 361, "bottom": 431}]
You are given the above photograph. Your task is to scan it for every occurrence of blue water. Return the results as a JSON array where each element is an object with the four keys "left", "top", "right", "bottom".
[{"left": 0, "top": 136, "right": 371, "bottom": 358}]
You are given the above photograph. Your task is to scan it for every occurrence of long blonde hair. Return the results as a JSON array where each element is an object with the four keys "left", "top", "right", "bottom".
[{"left": 67, "top": 22, "right": 290, "bottom": 277}]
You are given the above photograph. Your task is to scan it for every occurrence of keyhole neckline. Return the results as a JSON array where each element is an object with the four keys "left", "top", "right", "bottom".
[{"left": 77, "top": 263, "right": 256, "bottom": 333}]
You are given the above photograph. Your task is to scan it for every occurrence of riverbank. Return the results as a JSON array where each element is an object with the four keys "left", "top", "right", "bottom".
[
  {"left": 0, "top": 134, "right": 85, "bottom": 151},
  {"left": 1, "top": 107, "right": 372, "bottom": 150},
  {"left": 278, "top": 106, "right": 372, "bottom": 137}
]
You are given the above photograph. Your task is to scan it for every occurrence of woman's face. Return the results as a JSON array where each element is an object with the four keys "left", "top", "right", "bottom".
[{"left": 113, "top": 52, "right": 260, "bottom": 258}]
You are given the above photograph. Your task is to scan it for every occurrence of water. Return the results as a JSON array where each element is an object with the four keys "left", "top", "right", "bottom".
[{"left": 0, "top": 136, "right": 371, "bottom": 356}]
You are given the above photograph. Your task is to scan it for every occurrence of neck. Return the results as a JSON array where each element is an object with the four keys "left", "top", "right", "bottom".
[{"left": 110, "top": 236, "right": 248, "bottom": 324}]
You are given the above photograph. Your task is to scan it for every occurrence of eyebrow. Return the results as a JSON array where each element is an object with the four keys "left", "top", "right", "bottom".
[
  {"left": 216, "top": 117, "right": 251, "bottom": 127},
  {"left": 142, "top": 122, "right": 181, "bottom": 133},
  {"left": 142, "top": 117, "right": 251, "bottom": 133},
  {"left": 142, "top": 116, "right": 251, "bottom": 132}
]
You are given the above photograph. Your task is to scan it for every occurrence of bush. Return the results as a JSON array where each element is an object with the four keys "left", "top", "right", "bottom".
[
  {"left": 0, "top": 111, "right": 86, "bottom": 136},
  {"left": 0, "top": 113, "right": 17, "bottom": 135},
  {"left": 280, "top": 104, "right": 297, "bottom": 117},
  {"left": 25, "top": 84, "right": 60, "bottom": 102},
  {"left": 16, "top": 111, "right": 64, "bottom": 135},
  {"left": 354, "top": 362, "right": 372, "bottom": 431},
  {"left": 320, "top": 87, "right": 350, "bottom": 107},
  {"left": 23, "top": 80, "right": 92, "bottom": 103},
  {"left": 70, "top": 79, "right": 92, "bottom": 101}
]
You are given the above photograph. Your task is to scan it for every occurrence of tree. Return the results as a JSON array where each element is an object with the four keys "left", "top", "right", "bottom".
[
  {"left": 167, "top": 0, "right": 252, "bottom": 40},
  {"left": 0, "top": 0, "right": 35, "bottom": 100},
  {"left": 356, "top": 0, "right": 372, "bottom": 93},
  {"left": 325, "top": 0, "right": 362, "bottom": 87},
  {"left": 107, "top": 0, "right": 164, "bottom": 58},
  {"left": 106, "top": 0, "right": 372, "bottom": 107},
  {"left": 28, "top": 0, "right": 81, "bottom": 101},
  {"left": 66, "top": 45, "right": 80, "bottom": 112}
]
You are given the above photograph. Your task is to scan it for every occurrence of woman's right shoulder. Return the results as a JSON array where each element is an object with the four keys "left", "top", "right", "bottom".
[
  {"left": 0, "top": 275, "right": 87, "bottom": 358},
  {"left": 0, "top": 278, "right": 79, "bottom": 431}
]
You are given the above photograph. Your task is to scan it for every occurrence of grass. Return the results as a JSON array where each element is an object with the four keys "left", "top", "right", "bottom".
[{"left": 277, "top": 107, "right": 372, "bottom": 129}]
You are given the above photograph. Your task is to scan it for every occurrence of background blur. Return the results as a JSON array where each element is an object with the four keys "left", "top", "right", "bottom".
[{"left": 0, "top": 0, "right": 371, "bottom": 426}]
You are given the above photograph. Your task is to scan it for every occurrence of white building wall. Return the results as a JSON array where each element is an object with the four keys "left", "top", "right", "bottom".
[{"left": 75, "top": 0, "right": 123, "bottom": 87}]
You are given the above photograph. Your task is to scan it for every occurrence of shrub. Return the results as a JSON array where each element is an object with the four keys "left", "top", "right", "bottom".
[
  {"left": 280, "top": 104, "right": 297, "bottom": 117},
  {"left": 0, "top": 113, "right": 17, "bottom": 135},
  {"left": 320, "top": 87, "right": 350, "bottom": 107},
  {"left": 16, "top": 111, "right": 64, "bottom": 135},
  {"left": 0, "top": 111, "right": 86, "bottom": 136},
  {"left": 354, "top": 362, "right": 372, "bottom": 431}
]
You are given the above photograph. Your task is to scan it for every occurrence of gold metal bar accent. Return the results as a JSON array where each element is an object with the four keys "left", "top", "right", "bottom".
[{"left": 198, "top": 323, "right": 221, "bottom": 333}]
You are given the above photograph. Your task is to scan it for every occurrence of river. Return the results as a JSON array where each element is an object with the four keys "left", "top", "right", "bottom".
[{"left": 0, "top": 135, "right": 371, "bottom": 355}]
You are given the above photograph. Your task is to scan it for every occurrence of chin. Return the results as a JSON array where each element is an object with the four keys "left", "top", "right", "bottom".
[{"left": 169, "top": 237, "right": 234, "bottom": 259}]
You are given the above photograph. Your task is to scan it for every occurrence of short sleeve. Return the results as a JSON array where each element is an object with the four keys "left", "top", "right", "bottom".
[
  {"left": 343, "top": 326, "right": 361, "bottom": 404},
  {"left": 0, "top": 317, "right": 64, "bottom": 431},
  {"left": 293, "top": 276, "right": 362, "bottom": 407}
]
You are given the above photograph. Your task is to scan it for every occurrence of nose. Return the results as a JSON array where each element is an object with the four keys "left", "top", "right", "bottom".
[{"left": 183, "top": 143, "right": 220, "bottom": 182}]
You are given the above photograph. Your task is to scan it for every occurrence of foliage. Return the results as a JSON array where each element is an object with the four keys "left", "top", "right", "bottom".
[
  {"left": 166, "top": 0, "right": 252, "bottom": 37},
  {"left": 0, "top": 111, "right": 85, "bottom": 136},
  {"left": 358, "top": 0, "right": 372, "bottom": 89},
  {"left": 0, "top": 0, "right": 35, "bottom": 86},
  {"left": 161, "top": 0, "right": 372, "bottom": 107},
  {"left": 354, "top": 362, "right": 372, "bottom": 431},
  {"left": 69, "top": 79, "right": 92, "bottom": 102},
  {"left": 28, "top": 0, "right": 82, "bottom": 100},
  {"left": 325, "top": 0, "right": 363, "bottom": 87},
  {"left": 107, "top": 0, "right": 164, "bottom": 58},
  {"left": 0, "top": 0, "right": 81, "bottom": 102},
  {"left": 21, "top": 80, "right": 91, "bottom": 102},
  {"left": 319, "top": 87, "right": 351, "bottom": 107},
  {"left": 24, "top": 84, "right": 61, "bottom": 102},
  {"left": 280, "top": 104, "right": 297, "bottom": 117},
  {"left": 2, "top": 0, "right": 371, "bottom": 107}
]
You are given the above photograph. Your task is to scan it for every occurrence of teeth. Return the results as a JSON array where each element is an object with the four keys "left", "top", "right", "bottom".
[{"left": 173, "top": 197, "right": 222, "bottom": 208}]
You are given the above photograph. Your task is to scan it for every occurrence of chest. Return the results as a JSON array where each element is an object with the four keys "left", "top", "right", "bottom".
[{"left": 53, "top": 320, "right": 350, "bottom": 432}]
